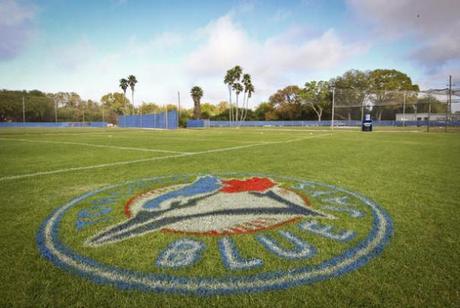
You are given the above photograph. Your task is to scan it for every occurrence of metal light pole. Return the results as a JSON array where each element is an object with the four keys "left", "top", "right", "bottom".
[{"left": 331, "top": 87, "right": 335, "bottom": 130}]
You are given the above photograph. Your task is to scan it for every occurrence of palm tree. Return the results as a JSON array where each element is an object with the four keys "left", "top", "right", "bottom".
[
  {"left": 242, "top": 83, "right": 254, "bottom": 121},
  {"left": 190, "top": 86, "right": 203, "bottom": 119},
  {"left": 127, "top": 75, "right": 138, "bottom": 115},
  {"left": 119, "top": 78, "right": 129, "bottom": 115},
  {"left": 232, "top": 66, "right": 242, "bottom": 123},
  {"left": 224, "top": 68, "right": 235, "bottom": 124},
  {"left": 232, "top": 82, "right": 243, "bottom": 124},
  {"left": 242, "top": 73, "right": 252, "bottom": 121}
]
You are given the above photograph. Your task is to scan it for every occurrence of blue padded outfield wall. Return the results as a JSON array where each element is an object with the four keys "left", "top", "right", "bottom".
[
  {"left": 0, "top": 122, "right": 107, "bottom": 128},
  {"left": 187, "top": 119, "right": 210, "bottom": 128},
  {"left": 118, "top": 111, "right": 178, "bottom": 129},
  {"left": 187, "top": 120, "right": 460, "bottom": 128}
]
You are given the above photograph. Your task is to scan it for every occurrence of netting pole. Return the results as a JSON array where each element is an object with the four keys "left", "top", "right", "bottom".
[
  {"left": 331, "top": 87, "right": 335, "bottom": 130},
  {"left": 22, "top": 95, "right": 25, "bottom": 124}
]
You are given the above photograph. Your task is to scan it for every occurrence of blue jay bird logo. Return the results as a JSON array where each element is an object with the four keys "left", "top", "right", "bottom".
[{"left": 86, "top": 175, "right": 331, "bottom": 246}]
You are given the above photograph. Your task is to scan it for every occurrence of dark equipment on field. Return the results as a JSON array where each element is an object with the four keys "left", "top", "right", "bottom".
[{"left": 362, "top": 114, "right": 373, "bottom": 132}]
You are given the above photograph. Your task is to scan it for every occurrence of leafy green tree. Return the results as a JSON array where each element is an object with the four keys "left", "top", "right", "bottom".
[
  {"left": 268, "top": 85, "right": 303, "bottom": 120},
  {"left": 179, "top": 108, "right": 193, "bottom": 127},
  {"left": 101, "top": 92, "right": 131, "bottom": 114},
  {"left": 200, "top": 103, "right": 218, "bottom": 119},
  {"left": 415, "top": 95, "right": 446, "bottom": 113},
  {"left": 254, "top": 102, "right": 275, "bottom": 120},
  {"left": 300, "top": 81, "right": 331, "bottom": 122},
  {"left": 368, "top": 69, "right": 419, "bottom": 120},
  {"left": 139, "top": 102, "right": 160, "bottom": 114},
  {"left": 190, "top": 86, "right": 203, "bottom": 119},
  {"left": 331, "top": 69, "right": 370, "bottom": 121},
  {"left": 216, "top": 101, "right": 229, "bottom": 114}
]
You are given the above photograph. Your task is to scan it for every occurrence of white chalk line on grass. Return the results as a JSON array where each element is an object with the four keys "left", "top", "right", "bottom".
[
  {"left": 0, "top": 137, "right": 189, "bottom": 154},
  {"left": 0, "top": 133, "right": 331, "bottom": 182}
]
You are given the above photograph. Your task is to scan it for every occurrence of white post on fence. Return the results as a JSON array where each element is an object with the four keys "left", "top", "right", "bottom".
[{"left": 331, "top": 87, "right": 335, "bottom": 130}]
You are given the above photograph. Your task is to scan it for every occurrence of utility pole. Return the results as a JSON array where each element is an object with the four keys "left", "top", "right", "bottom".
[
  {"left": 331, "top": 87, "right": 335, "bottom": 130},
  {"left": 22, "top": 95, "right": 25, "bottom": 124}
]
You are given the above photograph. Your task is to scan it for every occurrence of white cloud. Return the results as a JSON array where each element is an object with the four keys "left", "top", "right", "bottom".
[
  {"left": 54, "top": 38, "right": 96, "bottom": 71},
  {"left": 0, "top": 0, "right": 37, "bottom": 60},
  {"left": 185, "top": 15, "right": 367, "bottom": 106},
  {"left": 347, "top": 0, "right": 460, "bottom": 72}
]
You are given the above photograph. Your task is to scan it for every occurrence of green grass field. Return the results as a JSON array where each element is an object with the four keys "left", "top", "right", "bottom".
[{"left": 0, "top": 126, "right": 459, "bottom": 307}]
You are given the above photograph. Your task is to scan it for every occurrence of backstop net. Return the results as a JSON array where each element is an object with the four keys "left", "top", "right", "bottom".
[{"left": 333, "top": 89, "right": 460, "bottom": 127}]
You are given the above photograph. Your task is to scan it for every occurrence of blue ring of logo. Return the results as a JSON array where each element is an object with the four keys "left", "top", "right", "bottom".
[{"left": 36, "top": 174, "right": 393, "bottom": 296}]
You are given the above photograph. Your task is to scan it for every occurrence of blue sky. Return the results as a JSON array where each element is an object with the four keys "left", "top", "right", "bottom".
[{"left": 0, "top": 0, "right": 459, "bottom": 108}]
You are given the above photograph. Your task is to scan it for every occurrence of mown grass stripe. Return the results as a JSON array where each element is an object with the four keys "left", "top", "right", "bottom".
[
  {"left": 0, "top": 134, "right": 331, "bottom": 182},
  {"left": 0, "top": 137, "right": 190, "bottom": 154}
]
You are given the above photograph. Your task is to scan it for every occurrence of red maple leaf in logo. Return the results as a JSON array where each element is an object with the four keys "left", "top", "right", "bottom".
[{"left": 220, "top": 177, "right": 276, "bottom": 193}]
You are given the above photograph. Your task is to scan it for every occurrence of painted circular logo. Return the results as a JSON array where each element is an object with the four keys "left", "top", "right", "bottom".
[{"left": 37, "top": 174, "right": 393, "bottom": 295}]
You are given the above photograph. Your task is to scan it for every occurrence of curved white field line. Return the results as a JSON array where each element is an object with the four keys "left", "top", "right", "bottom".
[{"left": 0, "top": 134, "right": 331, "bottom": 182}]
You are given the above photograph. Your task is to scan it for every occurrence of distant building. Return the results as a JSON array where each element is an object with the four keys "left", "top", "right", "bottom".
[{"left": 395, "top": 113, "right": 460, "bottom": 121}]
